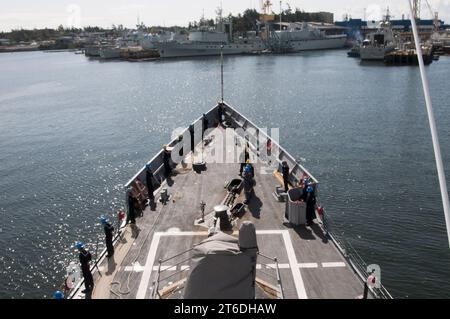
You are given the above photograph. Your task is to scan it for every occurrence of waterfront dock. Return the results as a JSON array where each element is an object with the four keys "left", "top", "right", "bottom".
[{"left": 384, "top": 48, "right": 434, "bottom": 65}]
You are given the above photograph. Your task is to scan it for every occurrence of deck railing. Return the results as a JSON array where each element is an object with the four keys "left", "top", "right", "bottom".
[
  {"left": 257, "top": 252, "right": 285, "bottom": 299},
  {"left": 152, "top": 247, "right": 194, "bottom": 299}
]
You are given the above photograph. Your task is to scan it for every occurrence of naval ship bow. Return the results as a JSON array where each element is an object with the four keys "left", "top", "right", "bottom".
[{"left": 65, "top": 99, "right": 392, "bottom": 300}]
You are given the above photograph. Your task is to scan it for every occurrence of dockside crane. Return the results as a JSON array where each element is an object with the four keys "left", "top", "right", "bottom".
[{"left": 424, "top": 0, "right": 440, "bottom": 31}]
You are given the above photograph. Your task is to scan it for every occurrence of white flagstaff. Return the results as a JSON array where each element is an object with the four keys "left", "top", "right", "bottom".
[
  {"left": 220, "top": 44, "right": 224, "bottom": 103},
  {"left": 407, "top": 0, "right": 450, "bottom": 247}
]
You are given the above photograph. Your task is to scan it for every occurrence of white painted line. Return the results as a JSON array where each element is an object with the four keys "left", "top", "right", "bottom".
[
  {"left": 322, "top": 262, "right": 346, "bottom": 268},
  {"left": 299, "top": 263, "right": 319, "bottom": 269},
  {"left": 278, "top": 264, "right": 291, "bottom": 269},
  {"left": 124, "top": 266, "right": 145, "bottom": 272},
  {"left": 125, "top": 265, "right": 190, "bottom": 272},
  {"left": 136, "top": 232, "right": 161, "bottom": 299},
  {"left": 264, "top": 263, "right": 290, "bottom": 269},
  {"left": 150, "top": 265, "right": 177, "bottom": 271},
  {"left": 160, "top": 231, "right": 208, "bottom": 237},
  {"left": 255, "top": 230, "right": 286, "bottom": 235},
  {"left": 282, "top": 230, "right": 308, "bottom": 299},
  {"left": 155, "top": 230, "right": 287, "bottom": 237}
]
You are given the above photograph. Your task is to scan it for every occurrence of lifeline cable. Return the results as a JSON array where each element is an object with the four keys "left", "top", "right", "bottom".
[{"left": 408, "top": 0, "right": 450, "bottom": 247}]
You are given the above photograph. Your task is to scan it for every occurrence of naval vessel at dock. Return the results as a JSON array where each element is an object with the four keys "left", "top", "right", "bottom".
[{"left": 64, "top": 100, "right": 392, "bottom": 300}]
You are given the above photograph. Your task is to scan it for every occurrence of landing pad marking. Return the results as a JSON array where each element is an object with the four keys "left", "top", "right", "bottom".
[{"left": 136, "top": 230, "right": 308, "bottom": 299}]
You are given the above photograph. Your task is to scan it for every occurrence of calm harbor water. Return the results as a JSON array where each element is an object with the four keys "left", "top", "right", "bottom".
[{"left": 0, "top": 50, "right": 449, "bottom": 298}]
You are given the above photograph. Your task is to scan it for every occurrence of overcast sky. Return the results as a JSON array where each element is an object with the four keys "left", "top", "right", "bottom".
[{"left": 1, "top": 0, "right": 450, "bottom": 31}]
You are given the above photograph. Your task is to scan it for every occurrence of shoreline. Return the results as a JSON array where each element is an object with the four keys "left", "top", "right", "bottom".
[{"left": 0, "top": 47, "right": 81, "bottom": 54}]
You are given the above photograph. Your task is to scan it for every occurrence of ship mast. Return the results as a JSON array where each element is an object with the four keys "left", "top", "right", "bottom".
[
  {"left": 220, "top": 45, "right": 224, "bottom": 103},
  {"left": 279, "top": 1, "right": 282, "bottom": 31},
  {"left": 407, "top": 0, "right": 450, "bottom": 247}
]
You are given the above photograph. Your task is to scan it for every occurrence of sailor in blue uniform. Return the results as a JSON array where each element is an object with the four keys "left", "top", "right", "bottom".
[
  {"left": 305, "top": 186, "right": 316, "bottom": 226},
  {"left": 100, "top": 216, "right": 114, "bottom": 258},
  {"left": 281, "top": 161, "right": 290, "bottom": 192},
  {"left": 127, "top": 191, "right": 136, "bottom": 224},
  {"left": 145, "top": 165, "right": 155, "bottom": 203},
  {"left": 75, "top": 242, "right": 94, "bottom": 293},
  {"left": 243, "top": 165, "right": 256, "bottom": 205}
]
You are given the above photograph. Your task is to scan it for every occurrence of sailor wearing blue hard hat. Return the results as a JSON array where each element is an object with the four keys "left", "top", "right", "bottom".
[
  {"left": 100, "top": 215, "right": 115, "bottom": 258},
  {"left": 244, "top": 160, "right": 254, "bottom": 178},
  {"left": 305, "top": 185, "right": 316, "bottom": 226},
  {"left": 243, "top": 163, "right": 256, "bottom": 205},
  {"left": 74, "top": 241, "right": 94, "bottom": 294},
  {"left": 53, "top": 290, "right": 64, "bottom": 299}
]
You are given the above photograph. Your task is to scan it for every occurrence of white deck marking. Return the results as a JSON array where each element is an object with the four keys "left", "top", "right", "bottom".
[
  {"left": 162, "top": 231, "right": 209, "bottom": 237},
  {"left": 322, "top": 262, "right": 346, "bottom": 268},
  {"left": 124, "top": 265, "right": 145, "bottom": 272},
  {"left": 126, "top": 262, "right": 345, "bottom": 273},
  {"left": 299, "top": 263, "right": 319, "bottom": 269},
  {"left": 282, "top": 230, "right": 308, "bottom": 299},
  {"left": 255, "top": 230, "right": 286, "bottom": 235},
  {"left": 265, "top": 263, "right": 290, "bottom": 269},
  {"left": 136, "top": 232, "right": 161, "bottom": 299}
]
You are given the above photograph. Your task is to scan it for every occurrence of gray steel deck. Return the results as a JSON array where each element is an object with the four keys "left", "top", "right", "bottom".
[{"left": 85, "top": 127, "right": 368, "bottom": 300}]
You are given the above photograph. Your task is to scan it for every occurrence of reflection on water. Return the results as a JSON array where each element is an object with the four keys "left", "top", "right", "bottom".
[{"left": 0, "top": 50, "right": 449, "bottom": 298}]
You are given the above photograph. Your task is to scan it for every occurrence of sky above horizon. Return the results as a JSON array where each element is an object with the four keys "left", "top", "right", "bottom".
[{"left": 1, "top": 0, "right": 450, "bottom": 32}]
